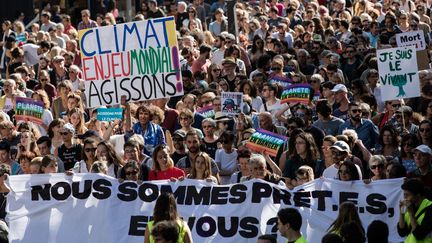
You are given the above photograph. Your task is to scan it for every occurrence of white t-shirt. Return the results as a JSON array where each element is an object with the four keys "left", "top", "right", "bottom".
[
  {"left": 211, "top": 49, "right": 225, "bottom": 66},
  {"left": 215, "top": 148, "right": 238, "bottom": 185},
  {"left": 322, "top": 163, "right": 363, "bottom": 180},
  {"left": 2, "top": 98, "right": 13, "bottom": 113},
  {"left": 259, "top": 99, "right": 290, "bottom": 126},
  {"left": 22, "top": 44, "right": 41, "bottom": 66}
]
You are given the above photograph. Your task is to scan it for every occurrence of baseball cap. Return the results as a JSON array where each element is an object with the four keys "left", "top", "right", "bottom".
[
  {"left": 63, "top": 123, "right": 75, "bottom": 134},
  {"left": 331, "top": 84, "right": 348, "bottom": 93},
  {"left": 222, "top": 57, "right": 237, "bottom": 66},
  {"left": 331, "top": 141, "right": 351, "bottom": 153},
  {"left": 414, "top": 145, "right": 432, "bottom": 155},
  {"left": 173, "top": 130, "right": 186, "bottom": 139}
]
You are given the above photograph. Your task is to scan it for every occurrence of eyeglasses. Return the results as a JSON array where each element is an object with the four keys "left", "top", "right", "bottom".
[
  {"left": 370, "top": 163, "right": 384, "bottom": 170},
  {"left": 351, "top": 109, "right": 362, "bottom": 114},
  {"left": 332, "top": 150, "right": 345, "bottom": 156},
  {"left": 271, "top": 67, "right": 281, "bottom": 71},
  {"left": 392, "top": 104, "right": 401, "bottom": 108},
  {"left": 420, "top": 128, "right": 431, "bottom": 133},
  {"left": 85, "top": 148, "right": 97, "bottom": 153},
  {"left": 60, "top": 132, "right": 70, "bottom": 136},
  {"left": 125, "top": 170, "right": 138, "bottom": 176}
]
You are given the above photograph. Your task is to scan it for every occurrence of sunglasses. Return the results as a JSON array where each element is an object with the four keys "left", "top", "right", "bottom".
[
  {"left": 392, "top": 104, "right": 401, "bottom": 108},
  {"left": 351, "top": 109, "right": 362, "bottom": 114},
  {"left": 332, "top": 150, "right": 345, "bottom": 156},
  {"left": 370, "top": 163, "right": 384, "bottom": 170},
  {"left": 420, "top": 128, "right": 431, "bottom": 132},
  {"left": 85, "top": 148, "right": 97, "bottom": 153},
  {"left": 125, "top": 170, "right": 138, "bottom": 176}
]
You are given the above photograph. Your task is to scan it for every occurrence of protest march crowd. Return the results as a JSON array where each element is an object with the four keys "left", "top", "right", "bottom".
[{"left": 0, "top": 0, "right": 432, "bottom": 242}]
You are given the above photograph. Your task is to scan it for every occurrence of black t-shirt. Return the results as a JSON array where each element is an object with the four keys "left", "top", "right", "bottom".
[
  {"left": 203, "top": 140, "right": 218, "bottom": 160},
  {"left": 172, "top": 151, "right": 187, "bottom": 166},
  {"left": 58, "top": 143, "right": 83, "bottom": 170}
]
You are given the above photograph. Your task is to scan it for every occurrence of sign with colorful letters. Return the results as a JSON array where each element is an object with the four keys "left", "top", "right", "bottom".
[{"left": 78, "top": 17, "right": 183, "bottom": 108}]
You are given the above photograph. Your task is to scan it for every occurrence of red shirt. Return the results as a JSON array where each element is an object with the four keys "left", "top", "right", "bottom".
[{"left": 148, "top": 167, "right": 185, "bottom": 181}]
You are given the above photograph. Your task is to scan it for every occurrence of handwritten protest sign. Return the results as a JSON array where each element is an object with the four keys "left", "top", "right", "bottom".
[
  {"left": 7, "top": 175, "right": 404, "bottom": 243},
  {"left": 268, "top": 74, "right": 292, "bottom": 88},
  {"left": 221, "top": 92, "right": 243, "bottom": 115},
  {"left": 377, "top": 46, "right": 420, "bottom": 101},
  {"left": 97, "top": 108, "right": 123, "bottom": 121},
  {"left": 196, "top": 105, "right": 215, "bottom": 118},
  {"left": 78, "top": 16, "right": 183, "bottom": 108},
  {"left": 246, "top": 129, "right": 287, "bottom": 157},
  {"left": 15, "top": 97, "right": 44, "bottom": 125},
  {"left": 280, "top": 84, "right": 313, "bottom": 104},
  {"left": 396, "top": 30, "right": 426, "bottom": 51}
]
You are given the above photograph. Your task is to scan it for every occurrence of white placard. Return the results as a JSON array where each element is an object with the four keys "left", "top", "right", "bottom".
[{"left": 396, "top": 30, "right": 426, "bottom": 51}]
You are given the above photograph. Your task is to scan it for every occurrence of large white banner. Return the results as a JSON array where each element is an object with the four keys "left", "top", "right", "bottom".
[
  {"left": 78, "top": 17, "right": 184, "bottom": 108},
  {"left": 6, "top": 175, "right": 404, "bottom": 243},
  {"left": 377, "top": 46, "right": 421, "bottom": 101}
]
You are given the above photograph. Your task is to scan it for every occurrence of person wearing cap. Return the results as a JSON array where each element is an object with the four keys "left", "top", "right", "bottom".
[
  {"left": 209, "top": 8, "right": 227, "bottom": 36},
  {"left": 322, "top": 140, "right": 363, "bottom": 179},
  {"left": 221, "top": 57, "right": 238, "bottom": 91},
  {"left": 338, "top": 102, "right": 379, "bottom": 150},
  {"left": 394, "top": 106, "right": 419, "bottom": 136},
  {"left": 49, "top": 55, "right": 69, "bottom": 87},
  {"left": 331, "top": 84, "right": 350, "bottom": 120},
  {"left": 55, "top": 123, "right": 83, "bottom": 171},
  {"left": 170, "top": 130, "right": 187, "bottom": 165},
  {"left": 397, "top": 179, "right": 432, "bottom": 242},
  {"left": 0, "top": 141, "right": 22, "bottom": 175},
  {"left": 407, "top": 145, "right": 432, "bottom": 187}
]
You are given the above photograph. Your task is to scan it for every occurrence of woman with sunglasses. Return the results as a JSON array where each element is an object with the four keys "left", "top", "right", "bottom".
[
  {"left": 149, "top": 144, "right": 184, "bottom": 181},
  {"left": 368, "top": 155, "right": 387, "bottom": 181},
  {"left": 72, "top": 138, "right": 97, "bottom": 173},
  {"left": 215, "top": 131, "right": 238, "bottom": 185},
  {"left": 206, "top": 63, "right": 221, "bottom": 84},
  {"left": 418, "top": 120, "right": 432, "bottom": 148},
  {"left": 248, "top": 35, "right": 265, "bottom": 68},
  {"left": 338, "top": 160, "right": 361, "bottom": 181},
  {"left": 371, "top": 99, "right": 403, "bottom": 129},
  {"left": 123, "top": 160, "right": 140, "bottom": 182}
]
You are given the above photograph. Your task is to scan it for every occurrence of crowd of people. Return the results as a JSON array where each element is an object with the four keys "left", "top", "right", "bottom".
[{"left": 0, "top": 0, "right": 431, "bottom": 242}]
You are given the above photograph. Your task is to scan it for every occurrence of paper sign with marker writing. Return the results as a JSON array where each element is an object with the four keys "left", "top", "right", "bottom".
[
  {"left": 78, "top": 17, "right": 183, "bottom": 108},
  {"left": 197, "top": 105, "right": 215, "bottom": 118},
  {"left": 396, "top": 30, "right": 426, "bottom": 51},
  {"left": 377, "top": 46, "right": 420, "bottom": 101},
  {"left": 97, "top": 108, "right": 123, "bottom": 121}
]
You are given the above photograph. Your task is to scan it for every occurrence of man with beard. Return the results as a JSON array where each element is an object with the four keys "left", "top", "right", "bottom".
[
  {"left": 338, "top": 102, "right": 379, "bottom": 150},
  {"left": 331, "top": 84, "right": 350, "bottom": 120},
  {"left": 176, "top": 130, "right": 220, "bottom": 180},
  {"left": 211, "top": 34, "right": 226, "bottom": 66}
]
